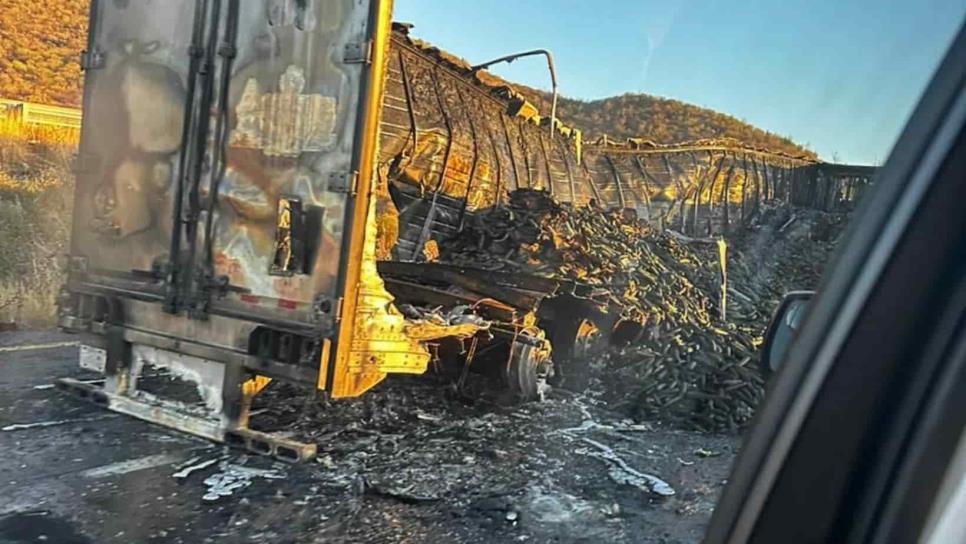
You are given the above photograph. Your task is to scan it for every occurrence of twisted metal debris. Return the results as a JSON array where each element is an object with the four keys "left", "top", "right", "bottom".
[{"left": 436, "top": 189, "right": 768, "bottom": 431}]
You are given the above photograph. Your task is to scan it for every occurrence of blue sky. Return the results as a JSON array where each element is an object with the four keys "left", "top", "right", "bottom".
[{"left": 393, "top": 0, "right": 964, "bottom": 164}]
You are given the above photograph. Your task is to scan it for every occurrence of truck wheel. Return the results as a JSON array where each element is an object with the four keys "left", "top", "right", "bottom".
[
  {"left": 548, "top": 318, "right": 603, "bottom": 391},
  {"left": 505, "top": 337, "right": 553, "bottom": 401}
]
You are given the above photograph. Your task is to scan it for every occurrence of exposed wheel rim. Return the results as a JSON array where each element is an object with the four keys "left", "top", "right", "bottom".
[{"left": 506, "top": 338, "right": 552, "bottom": 401}]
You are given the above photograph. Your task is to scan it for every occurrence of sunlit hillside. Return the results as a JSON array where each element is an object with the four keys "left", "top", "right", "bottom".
[
  {"left": 1, "top": 0, "right": 813, "bottom": 157},
  {"left": 0, "top": 0, "right": 84, "bottom": 326},
  {"left": 515, "top": 89, "right": 816, "bottom": 159},
  {"left": 0, "top": 0, "right": 88, "bottom": 106}
]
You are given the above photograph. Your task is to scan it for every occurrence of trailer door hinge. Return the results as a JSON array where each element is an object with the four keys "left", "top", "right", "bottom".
[
  {"left": 343, "top": 40, "right": 373, "bottom": 65},
  {"left": 334, "top": 297, "right": 344, "bottom": 323},
  {"left": 80, "top": 49, "right": 105, "bottom": 71},
  {"left": 329, "top": 170, "right": 360, "bottom": 195}
]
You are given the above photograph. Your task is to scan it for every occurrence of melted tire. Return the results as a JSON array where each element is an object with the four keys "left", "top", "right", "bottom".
[
  {"left": 547, "top": 318, "right": 605, "bottom": 391},
  {"left": 505, "top": 339, "right": 551, "bottom": 401}
]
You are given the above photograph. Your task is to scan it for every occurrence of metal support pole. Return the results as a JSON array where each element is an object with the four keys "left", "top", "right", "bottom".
[{"left": 471, "top": 49, "right": 558, "bottom": 140}]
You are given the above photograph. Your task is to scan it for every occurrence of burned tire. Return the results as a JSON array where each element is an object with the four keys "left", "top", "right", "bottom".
[
  {"left": 547, "top": 318, "right": 604, "bottom": 391},
  {"left": 505, "top": 337, "right": 552, "bottom": 401}
]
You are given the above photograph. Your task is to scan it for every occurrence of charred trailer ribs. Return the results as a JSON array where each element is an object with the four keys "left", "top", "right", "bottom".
[{"left": 56, "top": 1, "right": 835, "bottom": 459}]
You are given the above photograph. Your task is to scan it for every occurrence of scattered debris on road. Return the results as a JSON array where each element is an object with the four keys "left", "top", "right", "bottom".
[
  {"left": 80, "top": 452, "right": 185, "bottom": 479},
  {"left": 201, "top": 459, "right": 287, "bottom": 502},
  {"left": 578, "top": 437, "right": 676, "bottom": 497},
  {"left": 172, "top": 456, "right": 222, "bottom": 479},
  {"left": 439, "top": 190, "right": 846, "bottom": 432},
  {"left": 1, "top": 414, "right": 116, "bottom": 432},
  {"left": 0, "top": 200, "right": 848, "bottom": 543}
]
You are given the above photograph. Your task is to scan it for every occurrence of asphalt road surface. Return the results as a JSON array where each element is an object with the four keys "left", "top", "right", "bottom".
[{"left": 0, "top": 331, "right": 740, "bottom": 544}]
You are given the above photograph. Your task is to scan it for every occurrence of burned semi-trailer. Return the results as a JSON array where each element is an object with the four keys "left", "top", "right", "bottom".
[
  {"left": 58, "top": 0, "right": 563, "bottom": 460},
  {"left": 56, "top": 0, "right": 874, "bottom": 459}
]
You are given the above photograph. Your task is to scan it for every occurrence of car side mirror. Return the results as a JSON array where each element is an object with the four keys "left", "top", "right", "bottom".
[{"left": 760, "top": 291, "right": 814, "bottom": 376}]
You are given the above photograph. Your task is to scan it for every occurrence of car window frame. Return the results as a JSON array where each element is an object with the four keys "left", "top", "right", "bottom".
[{"left": 704, "top": 22, "right": 966, "bottom": 544}]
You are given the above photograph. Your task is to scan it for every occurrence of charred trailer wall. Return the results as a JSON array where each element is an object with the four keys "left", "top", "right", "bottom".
[
  {"left": 376, "top": 29, "right": 874, "bottom": 247},
  {"left": 789, "top": 163, "right": 877, "bottom": 212}
]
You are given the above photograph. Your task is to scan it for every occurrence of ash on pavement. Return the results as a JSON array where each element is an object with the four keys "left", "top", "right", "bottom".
[{"left": 0, "top": 333, "right": 739, "bottom": 544}]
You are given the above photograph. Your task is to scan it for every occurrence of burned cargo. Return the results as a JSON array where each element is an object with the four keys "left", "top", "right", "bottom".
[{"left": 56, "top": 0, "right": 871, "bottom": 455}]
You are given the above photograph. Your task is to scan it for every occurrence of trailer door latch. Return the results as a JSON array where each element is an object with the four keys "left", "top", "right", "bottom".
[
  {"left": 343, "top": 41, "right": 373, "bottom": 65},
  {"left": 80, "top": 48, "right": 105, "bottom": 70},
  {"left": 329, "top": 171, "right": 359, "bottom": 195},
  {"left": 334, "top": 297, "right": 344, "bottom": 323}
]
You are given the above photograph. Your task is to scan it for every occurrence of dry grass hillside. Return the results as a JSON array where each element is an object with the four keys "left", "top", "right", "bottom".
[
  {"left": 0, "top": 137, "right": 74, "bottom": 327},
  {"left": 0, "top": 0, "right": 84, "bottom": 326},
  {"left": 0, "top": 0, "right": 88, "bottom": 106}
]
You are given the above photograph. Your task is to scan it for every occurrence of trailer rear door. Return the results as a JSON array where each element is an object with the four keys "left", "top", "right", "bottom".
[{"left": 69, "top": 0, "right": 386, "bottom": 333}]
